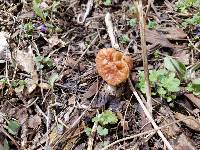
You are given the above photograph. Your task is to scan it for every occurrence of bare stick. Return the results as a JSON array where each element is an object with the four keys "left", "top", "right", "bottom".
[
  {"left": 102, "top": 116, "right": 189, "bottom": 150},
  {"left": 0, "top": 127, "right": 20, "bottom": 150},
  {"left": 136, "top": 0, "right": 152, "bottom": 114},
  {"left": 77, "top": 0, "right": 93, "bottom": 24},
  {"left": 105, "top": 13, "right": 120, "bottom": 50},
  {"left": 128, "top": 79, "right": 173, "bottom": 150},
  {"left": 87, "top": 112, "right": 98, "bottom": 150}
]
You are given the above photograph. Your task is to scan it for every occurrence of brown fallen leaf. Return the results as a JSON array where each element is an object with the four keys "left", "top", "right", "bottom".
[
  {"left": 157, "top": 27, "right": 187, "bottom": 40},
  {"left": 28, "top": 115, "right": 42, "bottom": 129},
  {"left": 174, "top": 50, "right": 190, "bottom": 65},
  {"left": 146, "top": 29, "right": 173, "bottom": 48},
  {"left": 175, "top": 112, "right": 200, "bottom": 132},
  {"left": 38, "top": 82, "right": 50, "bottom": 90},
  {"left": 14, "top": 46, "right": 39, "bottom": 93},
  {"left": 185, "top": 94, "right": 200, "bottom": 109},
  {"left": 15, "top": 47, "right": 35, "bottom": 74},
  {"left": 82, "top": 82, "right": 98, "bottom": 99},
  {"left": 48, "top": 36, "right": 65, "bottom": 48},
  {"left": 174, "top": 133, "right": 196, "bottom": 150}
]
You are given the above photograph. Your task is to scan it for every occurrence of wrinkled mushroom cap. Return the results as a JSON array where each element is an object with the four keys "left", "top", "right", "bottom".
[{"left": 95, "top": 48, "right": 133, "bottom": 86}]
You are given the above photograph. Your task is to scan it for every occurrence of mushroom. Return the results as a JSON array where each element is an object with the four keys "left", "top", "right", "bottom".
[{"left": 95, "top": 48, "right": 133, "bottom": 86}]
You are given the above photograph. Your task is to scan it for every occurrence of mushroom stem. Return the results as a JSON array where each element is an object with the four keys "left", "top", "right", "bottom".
[{"left": 103, "top": 84, "right": 117, "bottom": 96}]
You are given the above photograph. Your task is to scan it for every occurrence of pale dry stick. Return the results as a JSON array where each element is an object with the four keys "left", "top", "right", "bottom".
[
  {"left": 187, "top": 36, "right": 200, "bottom": 53},
  {"left": 136, "top": 0, "right": 152, "bottom": 114},
  {"left": 128, "top": 78, "right": 173, "bottom": 150},
  {"left": 105, "top": 13, "right": 120, "bottom": 50},
  {"left": 101, "top": 115, "right": 190, "bottom": 150},
  {"left": 87, "top": 111, "right": 99, "bottom": 150},
  {"left": 77, "top": 0, "right": 93, "bottom": 24}
]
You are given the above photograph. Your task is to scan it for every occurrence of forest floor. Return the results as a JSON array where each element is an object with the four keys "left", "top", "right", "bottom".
[{"left": 0, "top": 0, "right": 200, "bottom": 149}]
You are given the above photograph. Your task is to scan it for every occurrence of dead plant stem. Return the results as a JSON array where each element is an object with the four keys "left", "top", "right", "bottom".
[
  {"left": 102, "top": 114, "right": 189, "bottom": 150},
  {"left": 136, "top": 0, "right": 152, "bottom": 114},
  {"left": 128, "top": 78, "right": 173, "bottom": 150}
]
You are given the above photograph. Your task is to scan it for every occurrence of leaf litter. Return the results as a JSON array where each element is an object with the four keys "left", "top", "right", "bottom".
[{"left": 0, "top": 0, "right": 200, "bottom": 149}]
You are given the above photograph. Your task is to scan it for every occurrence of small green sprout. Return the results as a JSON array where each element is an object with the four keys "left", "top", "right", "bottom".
[
  {"left": 119, "top": 35, "right": 129, "bottom": 44},
  {"left": 34, "top": 56, "right": 53, "bottom": 70},
  {"left": 85, "top": 110, "right": 118, "bottom": 137},
  {"left": 103, "top": 0, "right": 112, "bottom": 6},
  {"left": 92, "top": 110, "right": 118, "bottom": 125},
  {"left": 33, "top": 0, "right": 46, "bottom": 21},
  {"left": 182, "top": 12, "right": 200, "bottom": 27},
  {"left": 175, "top": 0, "right": 200, "bottom": 13},
  {"left": 48, "top": 73, "right": 59, "bottom": 88},
  {"left": 147, "top": 20, "right": 157, "bottom": 29},
  {"left": 97, "top": 126, "right": 108, "bottom": 136},
  {"left": 23, "top": 22, "right": 34, "bottom": 35},
  {"left": 84, "top": 127, "right": 92, "bottom": 136},
  {"left": 128, "top": 18, "right": 137, "bottom": 27},
  {"left": 187, "top": 78, "right": 200, "bottom": 95},
  {"left": 137, "top": 69, "right": 180, "bottom": 103},
  {"left": 4, "top": 119, "right": 20, "bottom": 135}
]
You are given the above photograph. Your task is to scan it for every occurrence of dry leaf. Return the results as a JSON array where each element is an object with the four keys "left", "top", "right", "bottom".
[
  {"left": 15, "top": 46, "right": 35, "bottom": 74},
  {"left": 48, "top": 36, "right": 65, "bottom": 48},
  {"left": 38, "top": 82, "right": 50, "bottom": 89},
  {"left": 185, "top": 94, "right": 200, "bottom": 110},
  {"left": 9, "top": 107, "right": 28, "bottom": 124},
  {"left": 146, "top": 29, "right": 173, "bottom": 48},
  {"left": 0, "top": 31, "right": 11, "bottom": 60},
  {"left": 68, "top": 95, "right": 76, "bottom": 105},
  {"left": 175, "top": 112, "right": 200, "bottom": 132},
  {"left": 174, "top": 50, "right": 190, "bottom": 65},
  {"left": 174, "top": 133, "right": 196, "bottom": 150},
  {"left": 28, "top": 115, "right": 42, "bottom": 129},
  {"left": 82, "top": 82, "right": 98, "bottom": 99},
  {"left": 158, "top": 27, "right": 187, "bottom": 40}
]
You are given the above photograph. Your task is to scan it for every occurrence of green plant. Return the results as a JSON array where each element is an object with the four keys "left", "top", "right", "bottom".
[
  {"left": 175, "top": 0, "right": 200, "bottom": 13},
  {"left": 119, "top": 35, "right": 129, "bottom": 44},
  {"left": 4, "top": 139, "right": 9, "bottom": 150},
  {"left": 23, "top": 22, "right": 34, "bottom": 35},
  {"left": 48, "top": 73, "right": 59, "bottom": 88},
  {"left": 51, "top": 0, "right": 60, "bottom": 12},
  {"left": 11, "top": 80, "right": 26, "bottom": 88},
  {"left": 187, "top": 78, "right": 200, "bottom": 95},
  {"left": 85, "top": 110, "right": 118, "bottom": 137},
  {"left": 4, "top": 119, "right": 20, "bottom": 135},
  {"left": 182, "top": 12, "right": 200, "bottom": 27},
  {"left": 137, "top": 69, "right": 180, "bottom": 102},
  {"left": 147, "top": 20, "right": 157, "bottom": 29},
  {"left": 138, "top": 56, "right": 200, "bottom": 102},
  {"left": 34, "top": 55, "right": 53, "bottom": 70},
  {"left": 33, "top": 0, "right": 47, "bottom": 21},
  {"left": 128, "top": 18, "right": 137, "bottom": 27},
  {"left": 164, "top": 56, "right": 186, "bottom": 79},
  {"left": 103, "top": 0, "right": 112, "bottom": 6}
]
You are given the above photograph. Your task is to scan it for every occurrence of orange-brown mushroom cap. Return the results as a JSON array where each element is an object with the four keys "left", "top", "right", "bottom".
[{"left": 95, "top": 48, "right": 133, "bottom": 86}]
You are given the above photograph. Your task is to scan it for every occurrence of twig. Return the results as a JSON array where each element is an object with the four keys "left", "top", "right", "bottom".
[
  {"left": 128, "top": 78, "right": 173, "bottom": 150},
  {"left": 187, "top": 36, "right": 200, "bottom": 53},
  {"left": 136, "top": 0, "right": 152, "bottom": 114},
  {"left": 146, "top": 0, "right": 154, "bottom": 17},
  {"left": 0, "top": 127, "right": 20, "bottom": 150},
  {"left": 87, "top": 111, "right": 98, "bottom": 150},
  {"left": 73, "top": 34, "right": 98, "bottom": 68},
  {"left": 101, "top": 116, "right": 190, "bottom": 150},
  {"left": 52, "top": 81, "right": 102, "bottom": 148},
  {"left": 77, "top": 0, "right": 93, "bottom": 24},
  {"left": 105, "top": 13, "right": 120, "bottom": 49}
]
